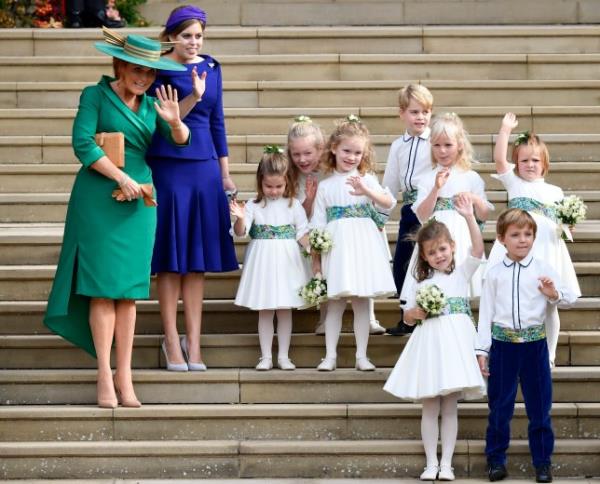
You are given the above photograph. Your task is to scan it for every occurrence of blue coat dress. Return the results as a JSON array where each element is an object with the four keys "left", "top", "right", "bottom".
[{"left": 146, "top": 55, "right": 238, "bottom": 274}]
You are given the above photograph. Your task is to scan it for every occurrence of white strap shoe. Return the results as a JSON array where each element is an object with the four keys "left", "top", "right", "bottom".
[
  {"left": 255, "top": 357, "right": 273, "bottom": 371},
  {"left": 277, "top": 357, "right": 296, "bottom": 370},
  {"left": 355, "top": 357, "right": 376, "bottom": 371},
  {"left": 316, "top": 357, "right": 336, "bottom": 371},
  {"left": 420, "top": 465, "right": 439, "bottom": 481},
  {"left": 438, "top": 465, "right": 455, "bottom": 481}
]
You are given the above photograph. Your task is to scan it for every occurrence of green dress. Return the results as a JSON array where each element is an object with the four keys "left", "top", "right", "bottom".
[{"left": 44, "top": 75, "right": 179, "bottom": 357}]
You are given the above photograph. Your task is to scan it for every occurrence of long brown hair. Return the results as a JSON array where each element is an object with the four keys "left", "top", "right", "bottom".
[
  {"left": 254, "top": 149, "right": 296, "bottom": 207},
  {"left": 323, "top": 116, "right": 375, "bottom": 175},
  {"left": 412, "top": 220, "right": 455, "bottom": 282}
]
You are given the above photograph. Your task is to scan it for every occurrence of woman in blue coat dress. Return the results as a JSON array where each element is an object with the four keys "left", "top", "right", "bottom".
[{"left": 146, "top": 5, "right": 238, "bottom": 371}]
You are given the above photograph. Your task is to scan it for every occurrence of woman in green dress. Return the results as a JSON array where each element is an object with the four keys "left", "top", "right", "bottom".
[{"left": 44, "top": 31, "right": 192, "bottom": 408}]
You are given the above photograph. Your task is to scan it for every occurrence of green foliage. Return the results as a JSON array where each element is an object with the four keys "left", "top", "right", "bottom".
[
  {"left": 115, "top": 0, "right": 149, "bottom": 26},
  {"left": 0, "top": 0, "right": 36, "bottom": 27}
]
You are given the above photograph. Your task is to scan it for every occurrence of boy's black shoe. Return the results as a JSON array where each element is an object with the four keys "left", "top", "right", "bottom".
[
  {"left": 535, "top": 464, "right": 552, "bottom": 483},
  {"left": 488, "top": 463, "right": 508, "bottom": 482},
  {"left": 385, "top": 321, "right": 414, "bottom": 336}
]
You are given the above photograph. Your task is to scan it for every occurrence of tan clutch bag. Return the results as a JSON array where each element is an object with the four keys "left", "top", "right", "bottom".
[
  {"left": 112, "top": 184, "right": 157, "bottom": 207},
  {"left": 95, "top": 132, "right": 124, "bottom": 168}
]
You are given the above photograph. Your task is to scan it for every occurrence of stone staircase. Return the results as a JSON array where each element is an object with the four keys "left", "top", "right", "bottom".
[{"left": 1, "top": 8, "right": 600, "bottom": 480}]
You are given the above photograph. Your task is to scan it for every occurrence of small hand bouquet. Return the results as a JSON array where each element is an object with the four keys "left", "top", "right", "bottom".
[
  {"left": 555, "top": 195, "right": 587, "bottom": 242},
  {"left": 415, "top": 284, "right": 447, "bottom": 324},
  {"left": 303, "top": 228, "right": 333, "bottom": 257},
  {"left": 299, "top": 273, "right": 328, "bottom": 307}
]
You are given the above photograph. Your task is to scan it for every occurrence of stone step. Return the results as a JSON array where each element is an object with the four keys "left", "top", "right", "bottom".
[
  {"left": 1, "top": 219, "right": 599, "bottom": 266},
  {"left": 0, "top": 260, "right": 599, "bottom": 301},
  {"left": 2, "top": 162, "right": 600, "bottom": 194},
  {"left": 2, "top": 367, "right": 599, "bottom": 405},
  {"left": 1, "top": 188, "right": 599, "bottom": 224},
  {"left": 1, "top": 298, "right": 598, "bottom": 336},
  {"left": 0, "top": 402, "right": 597, "bottom": 442},
  {"left": 1, "top": 330, "right": 597, "bottom": 370},
  {"left": 3, "top": 80, "right": 600, "bottom": 109},
  {"left": 2, "top": 54, "right": 600, "bottom": 82},
  {"left": 4, "top": 26, "right": 600, "bottom": 57},
  {"left": 0, "top": 438, "right": 598, "bottom": 479},
  {"left": 2, "top": 134, "right": 599, "bottom": 167},
  {"left": 137, "top": 0, "right": 599, "bottom": 27},
  {"left": 2, "top": 106, "right": 600, "bottom": 135}
]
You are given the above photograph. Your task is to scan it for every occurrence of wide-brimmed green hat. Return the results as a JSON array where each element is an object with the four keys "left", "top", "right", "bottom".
[{"left": 95, "top": 27, "right": 186, "bottom": 72}]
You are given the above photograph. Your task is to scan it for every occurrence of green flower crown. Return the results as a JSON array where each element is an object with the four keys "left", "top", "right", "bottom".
[
  {"left": 294, "top": 115, "right": 312, "bottom": 123},
  {"left": 263, "top": 144, "right": 284, "bottom": 154},
  {"left": 514, "top": 131, "right": 530, "bottom": 146}
]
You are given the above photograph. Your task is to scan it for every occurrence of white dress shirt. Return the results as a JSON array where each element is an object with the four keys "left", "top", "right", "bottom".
[
  {"left": 476, "top": 253, "right": 578, "bottom": 355},
  {"left": 382, "top": 128, "right": 433, "bottom": 198}
]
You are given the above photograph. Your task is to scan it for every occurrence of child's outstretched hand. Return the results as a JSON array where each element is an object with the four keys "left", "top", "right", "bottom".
[
  {"left": 229, "top": 199, "right": 245, "bottom": 219},
  {"left": 477, "top": 355, "right": 490, "bottom": 377},
  {"left": 346, "top": 175, "right": 369, "bottom": 197},
  {"left": 454, "top": 192, "right": 474, "bottom": 218},
  {"left": 500, "top": 112, "right": 518, "bottom": 133},
  {"left": 435, "top": 167, "right": 450, "bottom": 190},
  {"left": 538, "top": 276, "right": 559, "bottom": 300}
]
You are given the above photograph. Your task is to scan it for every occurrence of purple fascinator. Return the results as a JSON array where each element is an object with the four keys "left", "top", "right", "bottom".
[{"left": 165, "top": 5, "right": 207, "bottom": 32}]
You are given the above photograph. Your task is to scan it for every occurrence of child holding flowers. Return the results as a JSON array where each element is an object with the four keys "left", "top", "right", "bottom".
[
  {"left": 287, "top": 115, "right": 386, "bottom": 335},
  {"left": 310, "top": 115, "right": 396, "bottom": 371},
  {"left": 486, "top": 113, "right": 581, "bottom": 365},
  {"left": 230, "top": 146, "right": 311, "bottom": 371},
  {"left": 384, "top": 195, "right": 487, "bottom": 481}
]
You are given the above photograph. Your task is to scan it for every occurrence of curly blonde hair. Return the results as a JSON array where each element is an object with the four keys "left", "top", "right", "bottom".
[
  {"left": 429, "top": 112, "right": 474, "bottom": 171},
  {"left": 323, "top": 116, "right": 375, "bottom": 175}
]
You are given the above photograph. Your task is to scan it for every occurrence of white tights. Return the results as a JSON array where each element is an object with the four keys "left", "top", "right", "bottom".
[
  {"left": 323, "top": 297, "right": 370, "bottom": 360},
  {"left": 421, "top": 392, "right": 460, "bottom": 468},
  {"left": 258, "top": 309, "right": 292, "bottom": 360},
  {"left": 318, "top": 298, "right": 376, "bottom": 324}
]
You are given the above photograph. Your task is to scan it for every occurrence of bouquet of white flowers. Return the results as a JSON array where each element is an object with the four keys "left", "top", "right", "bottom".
[
  {"left": 299, "top": 273, "right": 328, "bottom": 307},
  {"left": 414, "top": 284, "right": 447, "bottom": 324},
  {"left": 555, "top": 195, "right": 587, "bottom": 242},
  {"left": 306, "top": 228, "right": 333, "bottom": 255}
]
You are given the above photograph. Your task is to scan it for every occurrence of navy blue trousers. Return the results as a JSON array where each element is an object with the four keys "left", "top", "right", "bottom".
[
  {"left": 393, "top": 203, "right": 420, "bottom": 297},
  {"left": 486, "top": 338, "right": 554, "bottom": 468}
]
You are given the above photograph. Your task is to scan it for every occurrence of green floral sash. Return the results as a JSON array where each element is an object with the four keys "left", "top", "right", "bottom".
[
  {"left": 249, "top": 224, "right": 296, "bottom": 240},
  {"left": 446, "top": 297, "right": 473, "bottom": 318},
  {"left": 492, "top": 323, "right": 546, "bottom": 343},
  {"left": 326, "top": 203, "right": 387, "bottom": 230},
  {"left": 402, "top": 189, "right": 418, "bottom": 205},
  {"left": 508, "top": 197, "right": 559, "bottom": 224}
]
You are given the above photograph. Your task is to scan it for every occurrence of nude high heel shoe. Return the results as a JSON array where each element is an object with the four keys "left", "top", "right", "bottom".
[
  {"left": 96, "top": 379, "right": 118, "bottom": 409},
  {"left": 113, "top": 377, "right": 141, "bottom": 408}
]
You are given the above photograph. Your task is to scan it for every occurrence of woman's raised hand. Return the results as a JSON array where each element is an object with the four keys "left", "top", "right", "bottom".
[
  {"left": 154, "top": 84, "right": 181, "bottom": 125},
  {"left": 191, "top": 67, "right": 207, "bottom": 101}
]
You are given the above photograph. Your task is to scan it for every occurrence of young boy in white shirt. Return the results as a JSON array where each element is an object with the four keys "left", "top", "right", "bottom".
[
  {"left": 382, "top": 84, "right": 434, "bottom": 336},
  {"left": 477, "top": 208, "right": 578, "bottom": 483}
]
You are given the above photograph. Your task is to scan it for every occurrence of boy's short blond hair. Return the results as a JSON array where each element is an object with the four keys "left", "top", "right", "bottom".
[
  {"left": 398, "top": 84, "right": 434, "bottom": 111},
  {"left": 496, "top": 208, "right": 537, "bottom": 238}
]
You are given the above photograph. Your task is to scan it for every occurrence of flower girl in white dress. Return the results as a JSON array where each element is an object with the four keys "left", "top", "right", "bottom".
[
  {"left": 230, "top": 147, "right": 311, "bottom": 371},
  {"left": 486, "top": 113, "right": 581, "bottom": 365},
  {"left": 384, "top": 195, "right": 487, "bottom": 481},
  {"left": 310, "top": 116, "right": 396, "bottom": 371},
  {"left": 400, "top": 113, "right": 493, "bottom": 305}
]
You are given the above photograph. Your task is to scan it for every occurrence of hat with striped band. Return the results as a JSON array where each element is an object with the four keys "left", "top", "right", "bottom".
[{"left": 95, "top": 27, "right": 186, "bottom": 72}]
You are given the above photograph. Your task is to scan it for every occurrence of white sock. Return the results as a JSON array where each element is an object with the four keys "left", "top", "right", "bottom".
[
  {"left": 324, "top": 299, "right": 346, "bottom": 360},
  {"left": 276, "top": 309, "right": 292, "bottom": 360},
  {"left": 545, "top": 305, "right": 560, "bottom": 366},
  {"left": 258, "top": 310, "right": 275, "bottom": 359},
  {"left": 421, "top": 397, "right": 441, "bottom": 468},
  {"left": 351, "top": 297, "right": 370, "bottom": 359},
  {"left": 440, "top": 392, "right": 459, "bottom": 468}
]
